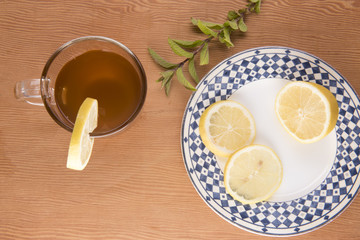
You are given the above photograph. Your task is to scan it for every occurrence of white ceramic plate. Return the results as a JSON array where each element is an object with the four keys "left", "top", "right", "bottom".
[{"left": 181, "top": 46, "right": 360, "bottom": 236}]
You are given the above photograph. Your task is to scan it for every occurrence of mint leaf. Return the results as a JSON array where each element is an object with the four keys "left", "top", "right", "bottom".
[
  {"left": 223, "top": 27, "right": 234, "bottom": 47},
  {"left": 200, "top": 42, "right": 209, "bottom": 65},
  {"left": 227, "top": 20, "right": 238, "bottom": 30},
  {"left": 238, "top": 8, "right": 247, "bottom": 14},
  {"left": 238, "top": 18, "right": 248, "bottom": 32},
  {"left": 255, "top": 1, "right": 261, "bottom": 13},
  {"left": 176, "top": 68, "right": 196, "bottom": 91},
  {"left": 160, "top": 70, "right": 175, "bottom": 88},
  {"left": 148, "top": 48, "right": 178, "bottom": 69},
  {"left": 188, "top": 57, "right": 200, "bottom": 83},
  {"left": 197, "top": 20, "right": 218, "bottom": 37},
  {"left": 191, "top": 17, "right": 198, "bottom": 26},
  {"left": 168, "top": 38, "right": 194, "bottom": 58},
  {"left": 218, "top": 34, "right": 225, "bottom": 44},
  {"left": 156, "top": 75, "right": 164, "bottom": 83},
  {"left": 172, "top": 39, "right": 204, "bottom": 48},
  {"left": 191, "top": 17, "right": 223, "bottom": 30},
  {"left": 228, "top": 10, "right": 239, "bottom": 20},
  {"left": 164, "top": 80, "right": 172, "bottom": 96}
]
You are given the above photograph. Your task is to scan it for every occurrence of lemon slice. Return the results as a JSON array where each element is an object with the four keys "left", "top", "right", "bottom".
[
  {"left": 275, "top": 81, "right": 339, "bottom": 143},
  {"left": 67, "top": 98, "right": 98, "bottom": 170},
  {"left": 199, "top": 100, "right": 256, "bottom": 157},
  {"left": 224, "top": 145, "right": 283, "bottom": 204}
]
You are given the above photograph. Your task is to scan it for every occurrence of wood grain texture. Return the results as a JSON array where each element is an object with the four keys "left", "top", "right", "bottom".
[{"left": 1, "top": 0, "right": 360, "bottom": 239}]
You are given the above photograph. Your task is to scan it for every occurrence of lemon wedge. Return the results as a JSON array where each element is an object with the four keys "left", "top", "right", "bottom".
[
  {"left": 67, "top": 98, "right": 98, "bottom": 170},
  {"left": 275, "top": 81, "right": 339, "bottom": 143},
  {"left": 224, "top": 145, "right": 283, "bottom": 204},
  {"left": 199, "top": 100, "right": 256, "bottom": 158}
]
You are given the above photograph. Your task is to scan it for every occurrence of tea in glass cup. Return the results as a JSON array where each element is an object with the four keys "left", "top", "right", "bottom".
[{"left": 15, "top": 36, "right": 147, "bottom": 137}]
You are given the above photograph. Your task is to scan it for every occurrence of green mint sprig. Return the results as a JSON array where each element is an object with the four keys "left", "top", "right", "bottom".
[{"left": 149, "top": 0, "right": 262, "bottom": 95}]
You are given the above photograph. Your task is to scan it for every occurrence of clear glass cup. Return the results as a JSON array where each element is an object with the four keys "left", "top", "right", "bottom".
[{"left": 14, "top": 36, "right": 147, "bottom": 137}]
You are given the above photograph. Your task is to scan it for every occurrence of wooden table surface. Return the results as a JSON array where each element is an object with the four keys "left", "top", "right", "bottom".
[{"left": 1, "top": 0, "right": 360, "bottom": 239}]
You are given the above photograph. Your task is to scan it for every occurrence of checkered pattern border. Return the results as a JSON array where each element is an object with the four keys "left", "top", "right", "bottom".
[{"left": 181, "top": 47, "right": 360, "bottom": 236}]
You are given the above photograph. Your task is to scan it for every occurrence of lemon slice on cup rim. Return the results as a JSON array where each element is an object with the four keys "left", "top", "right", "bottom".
[{"left": 67, "top": 97, "right": 98, "bottom": 171}]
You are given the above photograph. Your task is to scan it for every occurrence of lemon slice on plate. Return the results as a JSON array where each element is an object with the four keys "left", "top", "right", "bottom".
[
  {"left": 67, "top": 97, "right": 98, "bottom": 170},
  {"left": 224, "top": 144, "right": 283, "bottom": 204},
  {"left": 275, "top": 81, "right": 339, "bottom": 143},
  {"left": 199, "top": 100, "right": 256, "bottom": 157}
]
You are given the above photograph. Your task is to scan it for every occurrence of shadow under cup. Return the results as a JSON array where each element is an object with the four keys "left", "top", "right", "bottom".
[{"left": 41, "top": 36, "right": 147, "bottom": 137}]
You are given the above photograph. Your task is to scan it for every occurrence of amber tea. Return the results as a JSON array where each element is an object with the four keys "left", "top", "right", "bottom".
[{"left": 55, "top": 50, "right": 143, "bottom": 135}]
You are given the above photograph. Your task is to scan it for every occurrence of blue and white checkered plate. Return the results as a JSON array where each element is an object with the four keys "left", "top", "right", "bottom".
[{"left": 181, "top": 46, "right": 360, "bottom": 236}]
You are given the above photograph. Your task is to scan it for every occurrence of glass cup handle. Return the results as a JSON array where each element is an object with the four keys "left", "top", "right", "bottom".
[{"left": 14, "top": 79, "right": 44, "bottom": 106}]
